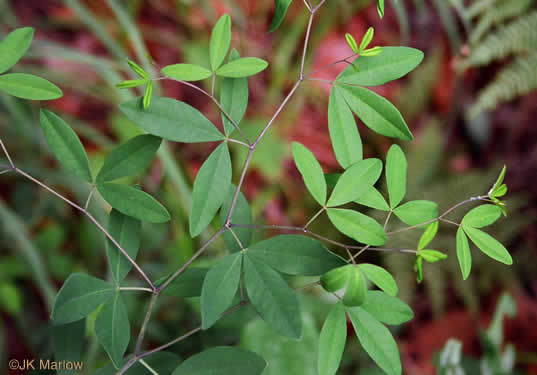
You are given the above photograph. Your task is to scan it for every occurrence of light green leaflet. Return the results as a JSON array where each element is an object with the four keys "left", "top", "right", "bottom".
[
  {"left": 161, "top": 63, "right": 212, "bottom": 81},
  {"left": 355, "top": 187, "right": 390, "bottom": 211},
  {"left": 120, "top": 97, "right": 224, "bottom": 143},
  {"left": 337, "top": 47, "right": 424, "bottom": 86},
  {"left": 98, "top": 183, "right": 170, "bottom": 223},
  {"left": 318, "top": 302, "right": 347, "bottom": 375},
  {"left": 52, "top": 319, "right": 85, "bottom": 375},
  {"left": 219, "top": 185, "right": 253, "bottom": 253},
  {"left": 456, "top": 227, "right": 472, "bottom": 280},
  {"left": 343, "top": 267, "right": 368, "bottom": 307},
  {"left": 143, "top": 80, "right": 153, "bottom": 109},
  {"left": 52, "top": 273, "right": 115, "bottom": 324},
  {"left": 358, "top": 263, "right": 398, "bottom": 296},
  {"left": 386, "top": 144, "right": 407, "bottom": 208},
  {"left": 377, "top": 0, "right": 385, "bottom": 18},
  {"left": 0, "top": 73, "right": 62, "bottom": 100},
  {"left": 347, "top": 307, "right": 402, "bottom": 375},
  {"left": 418, "top": 221, "right": 439, "bottom": 250},
  {"left": 328, "top": 208, "right": 387, "bottom": 246},
  {"left": 328, "top": 158, "right": 382, "bottom": 207},
  {"left": 359, "top": 27, "right": 374, "bottom": 52},
  {"left": 292, "top": 142, "right": 327, "bottom": 206},
  {"left": 40, "top": 110, "right": 93, "bottom": 183},
  {"left": 461, "top": 204, "right": 502, "bottom": 228},
  {"left": 463, "top": 226, "right": 513, "bottom": 265},
  {"left": 321, "top": 265, "right": 352, "bottom": 292},
  {"left": 0, "top": 27, "right": 34, "bottom": 74},
  {"left": 210, "top": 15, "right": 232, "bottom": 71},
  {"left": 247, "top": 235, "right": 346, "bottom": 276},
  {"left": 216, "top": 57, "right": 268, "bottom": 78},
  {"left": 393, "top": 200, "right": 438, "bottom": 226},
  {"left": 97, "top": 134, "right": 161, "bottom": 183},
  {"left": 201, "top": 253, "right": 243, "bottom": 329},
  {"left": 419, "top": 250, "right": 447, "bottom": 263},
  {"left": 220, "top": 49, "right": 248, "bottom": 136},
  {"left": 171, "top": 347, "right": 266, "bottom": 375},
  {"left": 160, "top": 268, "right": 209, "bottom": 298},
  {"left": 95, "top": 292, "right": 130, "bottom": 369},
  {"left": 190, "top": 143, "right": 232, "bottom": 237},
  {"left": 345, "top": 33, "right": 358, "bottom": 53},
  {"left": 328, "top": 87, "right": 363, "bottom": 169},
  {"left": 269, "top": 0, "right": 293, "bottom": 32},
  {"left": 359, "top": 291, "right": 414, "bottom": 325},
  {"left": 339, "top": 85, "right": 413, "bottom": 141},
  {"left": 105, "top": 209, "right": 141, "bottom": 284},
  {"left": 243, "top": 255, "right": 302, "bottom": 339}
]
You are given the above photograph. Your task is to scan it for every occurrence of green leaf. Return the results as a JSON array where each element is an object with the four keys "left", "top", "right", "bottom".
[
  {"left": 463, "top": 226, "right": 513, "bottom": 265},
  {"left": 120, "top": 96, "right": 224, "bottom": 143},
  {"left": 359, "top": 27, "right": 374, "bottom": 52},
  {"left": 94, "top": 352, "right": 182, "bottom": 375},
  {"left": 418, "top": 221, "right": 439, "bottom": 251},
  {"left": 360, "top": 47, "right": 383, "bottom": 57},
  {"left": 0, "top": 27, "right": 34, "bottom": 74},
  {"left": 220, "top": 50, "right": 248, "bottom": 136},
  {"left": 216, "top": 57, "right": 269, "bottom": 78},
  {"left": 220, "top": 185, "right": 253, "bottom": 253},
  {"left": 461, "top": 204, "right": 502, "bottom": 228},
  {"left": 343, "top": 267, "right": 368, "bottom": 307},
  {"left": 40, "top": 110, "right": 93, "bottom": 182},
  {"left": 52, "top": 319, "right": 85, "bottom": 375},
  {"left": 269, "top": 0, "right": 293, "bottom": 32},
  {"left": 488, "top": 165, "right": 506, "bottom": 197},
  {"left": 418, "top": 250, "right": 447, "bottom": 263},
  {"left": 359, "top": 291, "right": 414, "bottom": 325},
  {"left": 355, "top": 187, "right": 390, "bottom": 211},
  {"left": 377, "top": 0, "right": 385, "bottom": 18},
  {"left": 159, "top": 268, "right": 209, "bottom": 298},
  {"left": 328, "top": 87, "right": 363, "bottom": 169},
  {"left": 248, "top": 235, "right": 346, "bottom": 276},
  {"left": 345, "top": 33, "right": 359, "bottom": 54},
  {"left": 347, "top": 307, "right": 402, "bottom": 375},
  {"left": 171, "top": 346, "right": 266, "bottom": 375},
  {"left": 358, "top": 263, "right": 398, "bottom": 296},
  {"left": 321, "top": 265, "right": 352, "bottom": 292},
  {"left": 393, "top": 200, "right": 438, "bottom": 226},
  {"left": 52, "top": 273, "right": 115, "bottom": 324},
  {"left": 98, "top": 183, "right": 170, "bottom": 223},
  {"left": 127, "top": 59, "right": 149, "bottom": 79},
  {"left": 143, "top": 80, "right": 153, "bottom": 109},
  {"left": 243, "top": 254, "right": 302, "bottom": 339},
  {"left": 456, "top": 227, "right": 471, "bottom": 280},
  {"left": 292, "top": 142, "right": 327, "bottom": 206},
  {"left": 386, "top": 144, "right": 407, "bottom": 208},
  {"left": 414, "top": 256, "right": 423, "bottom": 283},
  {"left": 116, "top": 79, "right": 148, "bottom": 89},
  {"left": 201, "top": 253, "right": 243, "bottom": 329},
  {"left": 97, "top": 135, "right": 161, "bottom": 183},
  {"left": 327, "top": 208, "right": 387, "bottom": 246},
  {"left": 0, "top": 73, "right": 62, "bottom": 100},
  {"left": 161, "top": 64, "right": 213, "bottom": 81},
  {"left": 210, "top": 14, "right": 232, "bottom": 71},
  {"left": 337, "top": 47, "right": 424, "bottom": 87},
  {"left": 190, "top": 143, "right": 232, "bottom": 237},
  {"left": 105, "top": 209, "right": 141, "bottom": 284},
  {"left": 318, "top": 302, "right": 347, "bottom": 375},
  {"left": 95, "top": 292, "right": 130, "bottom": 369},
  {"left": 339, "top": 85, "right": 413, "bottom": 141},
  {"left": 328, "top": 158, "right": 382, "bottom": 207}
]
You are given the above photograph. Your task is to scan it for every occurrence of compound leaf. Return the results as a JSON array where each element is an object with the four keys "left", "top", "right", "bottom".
[
  {"left": 327, "top": 208, "right": 387, "bottom": 246},
  {"left": 359, "top": 291, "right": 414, "bottom": 325},
  {"left": 393, "top": 200, "right": 438, "bottom": 226},
  {"left": 220, "top": 49, "right": 248, "bottom": 136},
  {"left": 461, "top": 204, "right": 502, "bottom": 228},
  {"left": 210, "top": 15, "right": 232, "bottom": 71},
  {"left": 190, "top": 143, "right": 232, "bottom": 237},
  {"left": 386, "top": 144, "right": 407, "bottom": 208},
  {"left": 456, "top": 227, "right": 472, "bottom": 280},
  {"left": 358, "top": 263, "right": 398, "bottom": 296},
  {"left": 161, "top": 64, "right": 212, "bottom": 81},
  {"left": 40, "top": 110, "right": 92, "bottom": 182},
  {"left": 216, "top": 57, "right": 268, "bottom": 78},
  {"left": 106, "top": 209, "right": 141, "bottom": 284},
  {"left": 355, "top": 187, "right": 390, "bottom": 211},
  {"left": 318, "top": 302, "right": 347, "bottom": 375},
  {"left": 463, "top": 226, "right": 513, "bottom": 265},
  {"left": 328, "top": 158, "right": 382, "bottom": 207}
]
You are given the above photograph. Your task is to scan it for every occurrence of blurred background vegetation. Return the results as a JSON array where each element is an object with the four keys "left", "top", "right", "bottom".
[{"left": 0, "top": 0, "right": 536, "bottom": 374}]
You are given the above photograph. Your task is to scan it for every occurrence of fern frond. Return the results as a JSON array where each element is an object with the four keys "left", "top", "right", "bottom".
[
  {"left": 469, "top": 51, "right": 537, "bottom": 117},
  {"left": 461, "top": 10, "right": 537, "bottom": 68}
]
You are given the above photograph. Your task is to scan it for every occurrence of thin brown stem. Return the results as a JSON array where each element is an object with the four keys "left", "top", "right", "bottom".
[
  {"left": 135, "top": 293, "right": 159, "bottom": 354},
  {"left": 228, "top": 227, "right": 245, "bottom": 250},
  {"left": 303, "top": 207, "right": 326, "bottom": 229},
  {"left": 0, "top": 138, "right": 15, "bottom": 168}
]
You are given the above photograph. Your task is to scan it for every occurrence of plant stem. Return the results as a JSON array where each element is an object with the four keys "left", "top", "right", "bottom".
[
  {"left": 119, "top": 287, "right": 153, "bottom": 292},
  {"left": 138, "top": 359, "right": 159, "bottom": 375},
  {"left": 135, "top": 293, "right": 159, "bottom": 354},
  {"left": 0, "top": 139, "right": 15, "bottom": 168},
  {"left": 303, "top": 207, "right": 326, "bottom": 229},
  {"left": 84, "top": 187, "right": 96, "bottom": 210}
]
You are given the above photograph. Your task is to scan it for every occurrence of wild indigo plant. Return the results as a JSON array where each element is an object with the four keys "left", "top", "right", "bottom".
[{"left": 0, "top": 1, "right": 512, "bottom": 374}]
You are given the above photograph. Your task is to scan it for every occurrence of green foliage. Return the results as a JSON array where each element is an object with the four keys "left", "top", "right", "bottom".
[
  {"left": 269, "top": 0, "right": 293, "bottom": 32},
  {"left": 318, "top": 302, "right": 347, "bottom": 375},
  {"left": 210, "top": 15, "right": 232, "bottom": 71},
  {"left": 216, "top": 57, "right": 269, "bottom": 78},
  {"left": 386, "top": 144, "right": 407, "bottom": 209},
  {"left": 327, "top": 208, "right": 387, "bottom": 246},
  {"left": 220, "top": 50, "right": 249, "bottom": 136},
  {"left": 172, "top": 347, "right": 266, "bottom": 375},
  {"left": 292, "top": 142, "right": 327, "bottom": 206},
  {"left": 0, "top": 72, "right": 63, "bottom": 100},
  {"left": 161, "top": 64, "right": 213, "bottom": 81},
  {"left": 106, "top": 209, "right": 141, "bottom": 284},
  {"left": 159, "top": 268, "right": 209, "bottom": 298},
  {"left": 0, "top": 27, "right": 34, "bottom": 74},
  {"left": 358, "top": 263, "right": 398, "bottom": 296}
]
